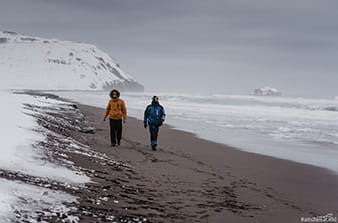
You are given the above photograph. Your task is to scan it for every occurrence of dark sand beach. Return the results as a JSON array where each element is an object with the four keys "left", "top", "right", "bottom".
[
  {"left": 66, "top": 103, "right": 338, "bottom": 223},
  {"left": 13, "top": 92, "right": 338, "bottom": 223}
]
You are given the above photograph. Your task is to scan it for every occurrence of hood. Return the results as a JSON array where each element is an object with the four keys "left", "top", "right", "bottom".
[{"left": 109, "top": 89, "right": 120, "bottom": 98}]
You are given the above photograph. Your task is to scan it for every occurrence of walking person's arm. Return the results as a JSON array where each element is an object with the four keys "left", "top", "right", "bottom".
[
  {"left": 160, "top": 106, "right": 166, "bottom": 125},
  {"left": 143, "top": 106, "right": 150, "bottom": 128},
  {"left": 122, "top": 100, "right": 127, "bottom": 123},
  {"left": 103, "top": 101, "right": 111, "bottom": 121}
]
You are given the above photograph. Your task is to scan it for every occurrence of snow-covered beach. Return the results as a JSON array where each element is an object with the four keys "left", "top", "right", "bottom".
[
  {"left": 0, "top": 91, "right": 147, "bottom": 222},
  {"left": 0, "top": 91, "right": 92, "bottom": 222},
  {"left": 1, "top": 91, "right": 338, "bottom": 222}
]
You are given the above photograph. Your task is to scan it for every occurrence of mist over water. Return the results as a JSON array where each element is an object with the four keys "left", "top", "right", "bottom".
[{"left": 54, "top": 91, "right": 338, "bottom": 173}]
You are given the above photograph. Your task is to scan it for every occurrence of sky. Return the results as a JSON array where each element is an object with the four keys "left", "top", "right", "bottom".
[{"left": 1, "top": 0, "right": 338, "bottom": 97}]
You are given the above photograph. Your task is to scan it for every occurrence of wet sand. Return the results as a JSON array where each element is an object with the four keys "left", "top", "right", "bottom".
[{"left": 64, "top": 103, "right": 338, "bottom": 223}]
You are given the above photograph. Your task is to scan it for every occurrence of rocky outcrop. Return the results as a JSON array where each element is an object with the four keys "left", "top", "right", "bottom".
[{"left": 254, "top": 86, "right": 281, "bottom": 96}]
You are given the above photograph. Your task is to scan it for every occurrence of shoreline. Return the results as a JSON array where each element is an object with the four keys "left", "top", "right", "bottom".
[
  {"left": 76, "top": 103, "right": 338, "bottom": 222},
  {"left": 5, "top": 91, "right": 337, "bottom": 222},
  {"left": 148, "top": 120, "right": 338, "bottom": 176},
  {"left": 51, "top": 90, "right": 338, "bottom": 174}
]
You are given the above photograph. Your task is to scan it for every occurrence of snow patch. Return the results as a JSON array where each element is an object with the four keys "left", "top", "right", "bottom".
[
  {"left": 0, "top": 91, "right": 88, "bottom": 184},
  {"left": 0, "top": 90, "right": 89, "bottom": 221},
  {"left": 0, "top": 178, "right": 78, "bottom": 223}
]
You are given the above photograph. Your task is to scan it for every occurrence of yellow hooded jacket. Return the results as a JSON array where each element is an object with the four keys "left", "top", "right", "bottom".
[{"left": 103, "top": 98, "right": 127, "bottom": 120}]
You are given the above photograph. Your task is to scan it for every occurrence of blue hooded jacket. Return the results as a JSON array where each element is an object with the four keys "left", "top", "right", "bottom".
[{"left": 144, "top": 101, "right": 166, "bottom": 125}]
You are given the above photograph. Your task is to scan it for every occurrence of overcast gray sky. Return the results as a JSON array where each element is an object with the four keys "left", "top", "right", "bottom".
[{"left": 1, "top": 0, "right": 338, "bottom": 97}]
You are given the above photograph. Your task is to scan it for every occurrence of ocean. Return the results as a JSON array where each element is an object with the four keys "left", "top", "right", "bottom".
[{"left": 54, "top": 91, "right": 338, "bottom": 173}]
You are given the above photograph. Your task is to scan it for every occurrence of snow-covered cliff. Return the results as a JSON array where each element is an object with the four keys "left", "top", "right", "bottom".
[{"left": 0, "top": 31, "right": 144, "bottom": 91}]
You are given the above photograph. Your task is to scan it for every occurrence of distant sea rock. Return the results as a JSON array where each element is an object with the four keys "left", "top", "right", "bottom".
[
  {"left": 254, "top": 86, "right": 281, "bottom": 96},
  {"left": 0, "top": 31, "right": 144, "bottom": 92}
]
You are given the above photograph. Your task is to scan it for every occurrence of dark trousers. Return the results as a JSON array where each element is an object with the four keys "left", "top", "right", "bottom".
[
  {"left": 109, "top": 119, "right": 122, "bottom": 144},
  {"left": 149, "top": 124, "right": 160, "bottom": 144}
]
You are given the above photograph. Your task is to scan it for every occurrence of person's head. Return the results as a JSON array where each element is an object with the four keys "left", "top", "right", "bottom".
[
  {"left": 152, "top": 95, "right": 159, "bottom": 102},
  {"left": 152, "top": 95, "right": 159, "bottom": 104},
  {"left": 110, "top": 89, "right": 120, "bottom": 99}
]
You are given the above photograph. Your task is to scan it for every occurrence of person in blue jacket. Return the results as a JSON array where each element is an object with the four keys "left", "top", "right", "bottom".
[{"left": 144, "top": 96, "right": 166, "bottom": 150}]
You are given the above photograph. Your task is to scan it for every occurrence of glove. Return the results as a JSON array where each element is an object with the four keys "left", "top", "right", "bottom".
[
  {"left": 103, "top": 118, "right": 106, "bottom": 122},
  {"left": 144, "top": 122, "right": 148, "bottom": 128}
]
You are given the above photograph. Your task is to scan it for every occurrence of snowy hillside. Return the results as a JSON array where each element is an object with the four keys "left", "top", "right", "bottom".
[{"left": 0, "top": 31, "right": 144, "bottom": 91}]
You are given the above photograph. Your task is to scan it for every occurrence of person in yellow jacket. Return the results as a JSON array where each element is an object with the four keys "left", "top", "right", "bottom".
[{"left": 103, "top": 89, "right": 127, "bottom": 146}]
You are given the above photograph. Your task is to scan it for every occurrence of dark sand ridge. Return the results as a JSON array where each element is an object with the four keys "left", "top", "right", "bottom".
[{"left": 70, "top": 103, "right": 338, "bottom": 223}]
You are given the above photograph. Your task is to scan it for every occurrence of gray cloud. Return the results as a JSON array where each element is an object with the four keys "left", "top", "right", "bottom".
[{"left": 1, "top": 0, "right": 338, "bottom": 97}]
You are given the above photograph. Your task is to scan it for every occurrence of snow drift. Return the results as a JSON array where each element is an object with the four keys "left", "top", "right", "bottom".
[{"left": 0, "top": 31, "right": 144, "bottom": 91}]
